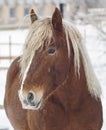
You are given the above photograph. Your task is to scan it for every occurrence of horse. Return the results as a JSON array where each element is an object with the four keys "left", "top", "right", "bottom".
[{"left": 4, "top": 8, "right": 103, "bottom": 130}]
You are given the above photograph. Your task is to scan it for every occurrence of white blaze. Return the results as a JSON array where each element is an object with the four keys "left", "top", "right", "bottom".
[{"left": 19, "top": 54, "right": 34, "bottom": 101}]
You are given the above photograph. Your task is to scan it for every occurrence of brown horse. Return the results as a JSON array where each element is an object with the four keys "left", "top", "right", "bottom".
[{"left": 4, "top": 8, "right": 103, "bottom": 130}]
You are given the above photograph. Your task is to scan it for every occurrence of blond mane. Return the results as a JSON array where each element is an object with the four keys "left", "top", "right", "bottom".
[{"left": 20, "top": 18, "right": 101, "bottom": 99}]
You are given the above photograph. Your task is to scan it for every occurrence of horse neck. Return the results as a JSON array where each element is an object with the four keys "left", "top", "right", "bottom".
[
  {"left": 53, "top": 56, "right": 89, "bottom": 111},
  {"left": 70, "top": 56, "right": 89, "bottom": 106}
]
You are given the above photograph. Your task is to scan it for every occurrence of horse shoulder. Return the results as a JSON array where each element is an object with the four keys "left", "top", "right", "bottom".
[
  {"left": 6, "top": 56, "right": 21, "bottom": 88},
  {"left": 4, "top": 56, "right": 21, "bottom": 110},
  {"left": 4, "top": 57, "right": 30, "bottom": 130}
]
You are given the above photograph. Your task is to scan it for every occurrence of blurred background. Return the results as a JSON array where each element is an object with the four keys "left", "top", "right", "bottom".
[{"left": 0, "top": 0, "right": 106, "bottom": 130}]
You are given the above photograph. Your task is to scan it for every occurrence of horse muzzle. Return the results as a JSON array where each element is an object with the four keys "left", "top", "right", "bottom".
[{"left": 18, "top": 90, "right": 43, "bottom": 110}]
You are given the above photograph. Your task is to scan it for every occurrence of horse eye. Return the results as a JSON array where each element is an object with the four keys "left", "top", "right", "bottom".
[{"left": 48, "top": 49, "right": 55, "bottom": 54}]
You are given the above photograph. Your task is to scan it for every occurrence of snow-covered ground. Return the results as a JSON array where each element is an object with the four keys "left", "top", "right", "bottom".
[{"left": 0, "top": 24, "right": 106, "bottom": 130}]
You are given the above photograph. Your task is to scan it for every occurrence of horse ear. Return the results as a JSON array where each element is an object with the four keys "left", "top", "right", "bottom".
[
  {"left": 30, "top": 9, "right": 38, "bottom": 23},
  {"left": 52, "top": 7, "right": 62, "bottom": 31}
]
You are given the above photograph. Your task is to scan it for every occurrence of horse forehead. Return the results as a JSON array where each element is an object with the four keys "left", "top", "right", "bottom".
[{"left": 26, "top": 32, "right": 68, "bottom": 71}]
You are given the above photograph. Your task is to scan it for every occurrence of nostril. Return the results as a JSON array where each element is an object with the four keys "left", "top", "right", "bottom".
[{"left": 27, "top": 92, "right": 34, "bottom": 103}]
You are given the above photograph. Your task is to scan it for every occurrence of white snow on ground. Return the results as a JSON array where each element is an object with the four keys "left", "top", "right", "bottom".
[{"left": 0, "top": 24, "right": 106, "bottom": 130}]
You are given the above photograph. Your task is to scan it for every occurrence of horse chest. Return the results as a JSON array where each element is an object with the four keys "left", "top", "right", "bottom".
[{"left": 27, "top": 104, "right": 68, "bottom": 130}]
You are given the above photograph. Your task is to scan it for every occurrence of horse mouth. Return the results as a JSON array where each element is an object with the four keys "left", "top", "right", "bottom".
[{"left": 22, "top": 99, "right": 42, "bottom": 110}]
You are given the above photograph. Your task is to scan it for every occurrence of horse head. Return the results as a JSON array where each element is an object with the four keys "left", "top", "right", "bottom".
[{"left": 18, "top": 8, "right": 73, "bottom": 110}]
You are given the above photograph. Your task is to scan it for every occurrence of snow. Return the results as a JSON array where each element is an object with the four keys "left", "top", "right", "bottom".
[
  {"left": 0, "top": 24, "right": 106, "bottom": 130},
  {"left": 0, "top": 29, "right": 28, "bottom": 44},
  {"left": 0, "top": 29, "right": 28, "bottom": 68}
]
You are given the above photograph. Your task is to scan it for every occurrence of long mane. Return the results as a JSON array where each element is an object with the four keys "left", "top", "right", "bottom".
[{"left": 20, "top": 18, "right": 101, "bottom": 99}]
